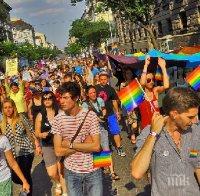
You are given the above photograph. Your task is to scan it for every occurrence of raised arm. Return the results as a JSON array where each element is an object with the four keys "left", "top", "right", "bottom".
[
  {"left": 4, "top": 75, "right": 10, "bottom": 95},
  {"left": 27, "top": 99, "right": 33, "bottom": 122},
  {"left": 154, "top": 58, "right": 169, "bottom": 93},
  {"left": 140, "top": 56, "right": 151, "bottom": 86},
  {"left": 18, "top": 74, "right": 25, "bottom": 93},
  {"left": 131, "top": 113, "right": 167, "bottom": 179}
]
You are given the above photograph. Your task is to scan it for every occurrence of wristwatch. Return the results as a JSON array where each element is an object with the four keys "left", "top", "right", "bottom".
[
  {"left": 69, "top": 142, "right": 73, "bottom": 149},
  {"left": 149, "top": 131, "right": 159, "bottom": 139}
]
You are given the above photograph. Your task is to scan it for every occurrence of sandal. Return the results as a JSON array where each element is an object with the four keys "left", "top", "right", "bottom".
[
  {"left": 103, "top": 167, "right": 110, "bottom": 174},
  {"left": 55, "top": 183, "right": 62, "bottom": 195},
  {"left": 111, "top": 173, "right": 120, "bottom": 181}
]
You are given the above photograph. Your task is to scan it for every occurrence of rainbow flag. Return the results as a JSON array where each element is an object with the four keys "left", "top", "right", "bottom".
[
  {"left": 93, "top": 151, "right": 111, "bottom": 168},
  {"left": 118, "top": 79, "right": 144, "bottom": 112},
  {"left": 186, "top": 66, "right": 200, "bottom": 91},
  {"left": 189, "top": 149, "right": 198, "bottom": 158},
  {"left": 155, "top": 66, "right": 163, "bottom": 81}
]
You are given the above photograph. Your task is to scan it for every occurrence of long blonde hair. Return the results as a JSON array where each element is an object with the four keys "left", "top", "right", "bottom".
[{"left": 0, "top": 98, "right": 21, "bottom": 134}]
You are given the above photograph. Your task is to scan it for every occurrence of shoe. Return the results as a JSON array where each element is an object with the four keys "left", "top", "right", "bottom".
[
  {"left": 103, "top": 167, "right": 110, "bottom": 174},
  {"left": 116, "top": 147, "right": 126, "bottom": 157}
]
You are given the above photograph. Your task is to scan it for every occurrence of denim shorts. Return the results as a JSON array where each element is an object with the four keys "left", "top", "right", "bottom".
[
  {"left": 42, "top": 146, "right": 60, "bottom": 167},
  {"left": 107, "top": 114, "right": 121, "bottom": 135}
]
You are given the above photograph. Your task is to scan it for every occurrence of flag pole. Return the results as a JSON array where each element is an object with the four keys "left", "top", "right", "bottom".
[{"left": 135, "top": 78, "right": 156, "bottom": 112}]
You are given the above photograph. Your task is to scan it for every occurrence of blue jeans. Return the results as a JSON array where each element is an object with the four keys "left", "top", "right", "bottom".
[{"left": 65, "top": 169, "right": 103, "bottom": 196}]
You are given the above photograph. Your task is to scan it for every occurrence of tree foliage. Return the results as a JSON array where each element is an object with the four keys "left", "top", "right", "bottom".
[
  {"left": 71, "top": 0, "right": 160, "bottom": 48},
  {"left": 0, "top": 41, "right": 62, "bottom": 61},
  {"left": 64, "top": 42, "right": 82, "bottom": 56},
  {"left": 69, "top": 18, "right": 110, "bottom": 48}
]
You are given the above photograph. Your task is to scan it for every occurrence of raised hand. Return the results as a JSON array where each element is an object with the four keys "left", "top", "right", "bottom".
[
  {"left": 158, "top": 58, "right": 166, "bottom": 69},
  {"left": 151, "top": 112, "right": 168, "bottom": 134},
  {"left": 144, "top": 55, "right": 151, "bottom": 66}
]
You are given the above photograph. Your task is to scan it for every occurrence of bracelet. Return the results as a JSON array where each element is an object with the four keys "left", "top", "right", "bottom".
[
  {"left": 149, "top": 131, "right": 159, "bottom": 139},
  {"left": 142, "top": 71, "right": 147, "bottom": 74}
]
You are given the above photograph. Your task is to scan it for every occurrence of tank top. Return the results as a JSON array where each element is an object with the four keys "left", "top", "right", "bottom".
[
  {"left": 40, "top": 109, "right": 58, "bottom": 147},
  {"left": 139, "top": 91, "right": 160, "bottom": 130},
  {"left": 31, "top": 99, "right": 42, "bottom": 123}
]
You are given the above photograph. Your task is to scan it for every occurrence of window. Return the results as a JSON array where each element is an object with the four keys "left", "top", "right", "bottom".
[
  {"left": 144, "top": 29, "right": 147, "bottom": 37},
  {"left": 153, "top": 29, "right": 157, "bottom": 37},
  {"left": 154, "top": 0, "right": 160, "bottom": 15},
  {"left": 175, "top": 0, "right": 183, "bottom": 3},
  {"left": 167, "top": 18, "right": 173, "bottom": 33},
  {"left": 138, "top": 28, "right": 142, "bottom": 38},
  {"left": 154, "top": 8, "right": 160, "bottom": 15},
  {"left": 162, "top": 3, "right": 169, "bottom": 10},
  {"left": 133, "top": 30, "right": 136, "bottom": 40},
  {"left": 179, "top": 11, "right": 187, "bottom": 29},
  {"left": 157, "top": 21, "right": 163, "bottom": 35}
]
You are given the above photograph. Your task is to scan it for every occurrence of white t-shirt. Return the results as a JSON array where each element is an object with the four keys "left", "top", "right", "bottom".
[{"left": 0, "top": 136, "right": 11, "bottom": 182}]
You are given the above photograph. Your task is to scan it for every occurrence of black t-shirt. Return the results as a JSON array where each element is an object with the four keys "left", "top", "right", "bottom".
[{"left": 96, "top": 84, "right": 118, "bottom": 116}]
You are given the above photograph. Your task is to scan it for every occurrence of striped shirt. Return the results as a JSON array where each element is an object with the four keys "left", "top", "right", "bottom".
[{"left": 51, "top": 108, "right": 100, "bottom": 173}]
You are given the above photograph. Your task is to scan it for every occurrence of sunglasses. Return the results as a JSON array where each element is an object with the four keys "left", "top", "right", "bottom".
[
  {"left": 43, "top": 96, "right": 53, "bottom": 100},
  {"left": 146, "top": 78, "right": 154, "bottom": 83}
]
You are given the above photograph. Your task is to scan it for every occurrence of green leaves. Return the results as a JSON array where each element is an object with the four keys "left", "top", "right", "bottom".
[
  {"left": 0, "top": 41, "right": 61, "bottom": 61},
  {"left": 69, "top": 18, "right": 111, "bottom": 48},
  {"left": 64, "top": 42, "right": 82, "bottom": 56}
]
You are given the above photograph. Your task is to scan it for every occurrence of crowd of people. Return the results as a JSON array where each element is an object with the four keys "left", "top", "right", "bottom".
[{"left": 0, "top": 55, "right": 199, "bottom": 196}]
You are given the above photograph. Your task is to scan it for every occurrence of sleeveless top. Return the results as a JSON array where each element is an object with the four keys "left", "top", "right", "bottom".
[
  {"left": 31, "top": 99, "right": 42, "bottom": 123},
  {"left": 139, "top": 91, "right": 160, "bottom": 130},
  {"left": 40, "top": 109, "right": 58, "bottom": 147}
]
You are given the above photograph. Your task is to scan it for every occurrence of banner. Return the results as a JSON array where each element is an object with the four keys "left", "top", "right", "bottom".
[{"left": 6, "top": 58, "right": 18, "bottom": 77}]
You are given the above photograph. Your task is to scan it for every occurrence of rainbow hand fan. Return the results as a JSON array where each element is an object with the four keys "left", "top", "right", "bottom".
[
  {"left": 93, "top": 151, "right": 111, "bottom": 168},
  {"left": 186, "top": 66, "right": 200, "bottom": 91}
]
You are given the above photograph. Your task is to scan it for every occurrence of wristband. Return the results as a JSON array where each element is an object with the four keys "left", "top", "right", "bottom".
[
  {"left": 142, "top": 71, "right": 147, "bottom": 74},
  {"left": 149, "top": 131, "right": 159, "bottom": 139}
]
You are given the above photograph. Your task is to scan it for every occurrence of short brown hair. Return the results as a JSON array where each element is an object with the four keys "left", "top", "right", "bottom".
[{"left": 162, "top": 87, "right": 200, "bottom": 115}]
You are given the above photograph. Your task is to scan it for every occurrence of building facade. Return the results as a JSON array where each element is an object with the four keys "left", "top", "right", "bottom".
[
  {"left": 81, "top": 0, "right": 119, "bottom": 53},
  {"left": 35, "top": 32, "right": 48, "bottom": 47},
  {"left": 114, "top": 0, "right": 200, "bottom": 52},
  {"left": 0, "top": 0, "right": 12, "bottom": 42},
  {"left": 11, "top": 18, "right": 35, "bottom": 45}
]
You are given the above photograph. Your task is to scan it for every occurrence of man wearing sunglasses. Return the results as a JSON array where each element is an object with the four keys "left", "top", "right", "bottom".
[{"left": 139, "top": 57, "right": 169, "bottom": 130}]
